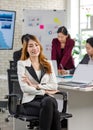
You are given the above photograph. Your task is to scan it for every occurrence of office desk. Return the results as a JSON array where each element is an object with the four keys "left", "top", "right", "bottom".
[{"left": 58, "top": 78, "right": 93, "bottom": 130}]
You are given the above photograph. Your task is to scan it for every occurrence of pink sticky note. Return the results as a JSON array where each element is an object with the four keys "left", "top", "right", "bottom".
[{"left": 40, "top": 25, "right": 44, "bottom": 29}]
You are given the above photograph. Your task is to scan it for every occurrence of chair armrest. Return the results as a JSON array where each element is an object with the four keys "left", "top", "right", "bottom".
[
  {"left": 7, "top": 93, "right": 22, "bottom": 115},
  {"left": 54, "top": 91, "right": 67, "bottom": 113},
  {"left": 7, "top": 94, "right": 22, "bottom": 105},
  {"left": 55, "top": 91, "right": 67, "bottom": 101}
]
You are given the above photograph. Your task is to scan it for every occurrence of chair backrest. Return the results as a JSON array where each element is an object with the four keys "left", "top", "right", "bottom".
[
  {"left": 9, "top": 61, "right": 17, "bottom": 70},
  {"left": 7, "top": 68, "right": 40, "bottom": 129},
  {"left": 7, "top": 69, "right": 23, "bottom": 115}
]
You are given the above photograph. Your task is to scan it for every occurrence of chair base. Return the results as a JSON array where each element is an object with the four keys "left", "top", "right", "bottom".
[
  {"left": 27, "top": 120, "right": 39, "bottom": 129},
  {"left": 60, "top": 112, "right": 72, "bottom": 121}
]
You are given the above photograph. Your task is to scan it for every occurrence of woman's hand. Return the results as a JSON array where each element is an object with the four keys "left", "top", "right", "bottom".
[
  {"left": 22, "top": 74, "right": 37, "bottom": 89},
  {"left": 58, "top": 69, "right": 68, "bottom": 75},
  {"left": 22, "top": 74, "right": 32, "bottom": 85},
  {"left": 45, "top": 90, "right": 59, "bottom": 95}
]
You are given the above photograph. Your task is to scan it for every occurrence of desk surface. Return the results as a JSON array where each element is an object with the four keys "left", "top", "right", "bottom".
[
  {"left": 57, "top": 77, "right": 93, "bottom": 92},
  {"left": 57, "top": 76, "right": 93, "bottom": 130}
]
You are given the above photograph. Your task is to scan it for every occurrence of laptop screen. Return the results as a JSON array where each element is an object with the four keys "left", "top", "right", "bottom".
[
  {"left": 52, "top": 60, "right": 58, "bottom": 76},
  {"left": 72, "top": 64, "right": 93, "bottom": 84}
]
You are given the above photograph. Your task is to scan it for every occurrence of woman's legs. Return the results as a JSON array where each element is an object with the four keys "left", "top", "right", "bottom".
[
  {"left": 39, "top": 96, "right": 54, "bottom": 130},
  {"left": 51, "top": 109, "right": 61, "bottom": 130},
  {"left": 21, "top": 95, "right": 61, "bottom": 130},
  {"left": 21, "top": 95, "right": 44, "bottom": 116},
  {"left": 39, "top": 95, "right": 61, "bottom": 130}
]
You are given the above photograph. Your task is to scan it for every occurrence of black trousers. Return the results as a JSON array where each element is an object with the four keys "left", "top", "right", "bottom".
[{"left": 20, "top": 94, "right": 61, "bottom": 130}]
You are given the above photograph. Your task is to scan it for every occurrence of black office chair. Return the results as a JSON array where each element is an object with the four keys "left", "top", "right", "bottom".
[
  {"left": 9, "top": 60, "right": 17, "bottom": 70},
  {"left": 7, "top": 68, "right": 72, "bottom": 129}
]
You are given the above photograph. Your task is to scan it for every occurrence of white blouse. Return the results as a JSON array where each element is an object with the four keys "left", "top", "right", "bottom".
[{"left": 35, "top": 70, "right": 41, "bottom": 80}]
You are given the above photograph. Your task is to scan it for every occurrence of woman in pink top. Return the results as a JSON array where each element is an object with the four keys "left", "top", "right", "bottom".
[{"left": 51, "top": 26, "right": 75, "bottom": 75}]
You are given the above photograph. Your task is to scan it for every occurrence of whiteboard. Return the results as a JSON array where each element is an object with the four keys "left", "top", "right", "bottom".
[{"left": 22, "top": 10, "right": 67, "bottom": 59}]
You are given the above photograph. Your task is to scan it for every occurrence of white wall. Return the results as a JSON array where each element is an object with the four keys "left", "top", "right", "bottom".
[
  {"left": 0, "top": 0, "right": 81, "bottom": 73},
  {"left": 71, "top": 0, "right": 80, "bottom": 38},
  {"left": 0, "top": 0, "right": 67, "bottom": 74}
]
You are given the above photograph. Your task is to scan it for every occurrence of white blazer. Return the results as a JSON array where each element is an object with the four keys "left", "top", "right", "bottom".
[{"left": 17, "top": 58, "right": 58, "bottom": 104}]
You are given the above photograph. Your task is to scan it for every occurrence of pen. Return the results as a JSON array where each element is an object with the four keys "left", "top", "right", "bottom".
[{"left": 60, "top": 64, "right": 64, "bottom": 69}]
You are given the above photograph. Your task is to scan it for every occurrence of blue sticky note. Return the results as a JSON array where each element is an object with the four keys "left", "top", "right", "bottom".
[
  {"left": 62, "top": 75, "right": 73, "bottom": 79},
  {"left": 56, "top": 75, "right": 73, "bottom": 79}
]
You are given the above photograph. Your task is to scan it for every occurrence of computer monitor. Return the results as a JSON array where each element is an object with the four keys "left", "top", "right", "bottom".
[{"left": 0, "top": 10, "right": 16, "bottom": 50}]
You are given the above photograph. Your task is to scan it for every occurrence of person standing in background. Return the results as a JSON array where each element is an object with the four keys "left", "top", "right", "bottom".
[{"left": 51, "top": 26, "right": 75, "bottom": 75}]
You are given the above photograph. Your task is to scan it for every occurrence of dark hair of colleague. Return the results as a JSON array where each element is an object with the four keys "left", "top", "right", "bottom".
[
  {"left": 13, "top": 34, "right": 30, "bottom": 67},
  {"left": 51, "top": 26, "right": 75, "bottom": 75},
  {"left": 80, "top": 37, "right": 93, "bottom": 64},
  {"left": 57, "top": 26, "right": 71, "bottom": 38},
  {"left": 70, "top": 37, "right": 93, "bottom": 74}
]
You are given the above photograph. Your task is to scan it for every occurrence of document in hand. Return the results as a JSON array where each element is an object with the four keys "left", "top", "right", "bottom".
[{"left": 58, "top": 64, "right": 93, "bottom": 87}]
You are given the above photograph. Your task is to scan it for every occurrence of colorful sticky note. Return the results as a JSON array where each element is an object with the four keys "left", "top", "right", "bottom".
[
  {"left": 40, "top": 25, "right": 44, "bottom": 29},
  {"left": 54, "top": 18, "right": 62, "bottom": 25}
]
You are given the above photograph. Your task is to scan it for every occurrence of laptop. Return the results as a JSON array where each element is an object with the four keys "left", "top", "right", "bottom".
[
  {"left": 58, "top": 64, "right": 93, "bottom": 87},
  {"left": 52, "top": 60, "right": 58, "bottom": 76},
  {"left": 52, "top": 60, "right": 72, "bottom": 78}
]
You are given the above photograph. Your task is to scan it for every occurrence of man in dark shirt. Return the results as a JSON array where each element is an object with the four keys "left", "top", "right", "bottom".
[{"left": 13, "top": 34, "right": 30, "bottom": 67}]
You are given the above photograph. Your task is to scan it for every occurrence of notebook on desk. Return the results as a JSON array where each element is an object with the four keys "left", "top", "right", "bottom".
[{"left": 58, "top": 64, "right": 93, "bottom": 87}]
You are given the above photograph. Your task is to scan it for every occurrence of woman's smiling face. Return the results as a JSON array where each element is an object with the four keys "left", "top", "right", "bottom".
[{"left": 27, "top": 39, "right": 40, "bottom": 57}]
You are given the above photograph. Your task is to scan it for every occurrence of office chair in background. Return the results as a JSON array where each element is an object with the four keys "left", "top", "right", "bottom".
[{"left": 6, "top": 61, "right": 72, "bottom": 129}]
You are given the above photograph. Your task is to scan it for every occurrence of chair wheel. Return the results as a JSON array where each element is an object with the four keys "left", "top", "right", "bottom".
[
  {"left": 26, "top": 124, "right": 33, "bottom": 129},
  {"left": 5, "top": 118, "right": 9, "bottom": 122}
]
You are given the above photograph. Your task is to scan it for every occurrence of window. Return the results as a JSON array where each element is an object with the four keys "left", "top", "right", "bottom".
[
  {"left": 80, "top": 0, "right": 93, "bottom": 58},
  {"left": 80, "top": 0, "right": 93, "bottom": 30}
]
